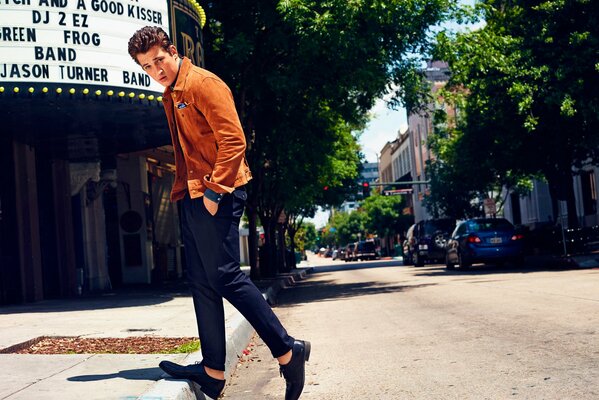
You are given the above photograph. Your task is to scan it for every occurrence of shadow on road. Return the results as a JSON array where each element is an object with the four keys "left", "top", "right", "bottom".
[
  {"left": 410, "top": 262, "right": 586, "bottom": 278},
  {"left": 310, "top": 260, "right": 402, "bottom": 273},
  {"left": 276, "top": 279, "right": 436, "bottom": 307}
]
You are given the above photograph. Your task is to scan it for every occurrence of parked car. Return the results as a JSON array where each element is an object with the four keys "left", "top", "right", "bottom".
[
  {"left": 355, "top": 240, "right": 378, "bottom": 261},
  {"left": 343, "top": 243, "right": 357, "bottom": 262},
  {"left": 445, "top": 218, "right": 525, "bottom": 270},
  {"left": 332, "top": 248, "right": 341, "bottom": 260},
  {"left": 335, "top": 247, "right": 346, "bottom": 261},
  {"left": 403, "top": 219, "right": 456, "bottom": 266}
]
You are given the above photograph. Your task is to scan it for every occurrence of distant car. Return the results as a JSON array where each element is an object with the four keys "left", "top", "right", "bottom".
[
  {"left": 445, "top": 218, "right": 525, "bottom": 270},
  {"left": 403, "top": 219, "right": 456, "bottom": 266},
  {"left": 336, "top": 247, "right": 346, "bottom": 261},
  {"left": 344, "top": 243, "right": 357, "bottom": 262},
  {"left": 355, "top": 240, "right": 378, "bottom": 261}
]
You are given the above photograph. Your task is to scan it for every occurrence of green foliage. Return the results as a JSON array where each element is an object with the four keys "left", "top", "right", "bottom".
[
  {"left": 319, "top": 193, "right": 413, "bottom": 246},
  {"left": 204, "top": 0, "right": 455, "bottom": 211},
  {"left": 361, "top": 193, "right": 413, "bottom": 238},
  {"left": 202, "top": 0, "right": 455, "bottom": 272},
  {"left": 328, "top": 210, "right": 366, "bottom": 245},
  {"left": 427, "top": 0, "right": 599, "bottom": 220},
  {"left": 292, "top": 222, "right": 318, "bottom": 252}
]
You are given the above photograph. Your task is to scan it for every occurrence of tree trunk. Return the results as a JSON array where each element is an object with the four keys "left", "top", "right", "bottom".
[
  {"left": 288, "top": 225, "right": 297, "bottom": 269},
  {"left": 277, "top": 223, "right": 289, "bottom": 272},
  {"left": 565, "top": 176, "right": 579, "bottom": 229},
  {"left": 247, "top": 206, "right": 260, "bottom": 280},
  {"left": 259, "top": 216, "right": 278, "bottom": 278}
]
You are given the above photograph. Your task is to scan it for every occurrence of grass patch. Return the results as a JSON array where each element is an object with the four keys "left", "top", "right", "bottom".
[{"left": 165, "top": 340, "right": 200, "bottom": 354}]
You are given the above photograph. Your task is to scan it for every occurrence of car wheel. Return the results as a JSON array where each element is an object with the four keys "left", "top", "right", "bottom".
[
  {"left": 414, "top": 253, "right": 424, "bottom": 267},
  {"left": 457, "top": 251, "right": 471, "bottom": 269}
]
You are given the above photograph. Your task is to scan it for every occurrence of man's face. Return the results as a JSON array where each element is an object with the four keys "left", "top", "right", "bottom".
[{"left": 136, "top": 44, "right": 179, "bottom": 87}]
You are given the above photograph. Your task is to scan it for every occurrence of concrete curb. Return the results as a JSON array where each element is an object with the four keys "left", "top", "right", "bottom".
[
  {"left": 137, "top": 266, "right": 313, "bottom": 400},
  {"left": 261, "top": 267, "right": 313, "bottom": 306}
]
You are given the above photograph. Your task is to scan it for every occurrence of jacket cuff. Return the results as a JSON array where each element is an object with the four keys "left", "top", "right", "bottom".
[
  {"left": 204, "top": 188, "right": 224, "bottom": 203},
  {"left": 203, "top": 174, "right": 235, "bottom": 195}
]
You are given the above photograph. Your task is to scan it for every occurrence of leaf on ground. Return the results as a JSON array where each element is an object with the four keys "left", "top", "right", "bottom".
[{"left": 14, "top": 337, "right": 200, "bottom": 354}]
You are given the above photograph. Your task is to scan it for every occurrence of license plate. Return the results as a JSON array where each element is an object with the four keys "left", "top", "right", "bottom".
[{"left": 490, "top": 237, "right": 502, "bottom": 244}]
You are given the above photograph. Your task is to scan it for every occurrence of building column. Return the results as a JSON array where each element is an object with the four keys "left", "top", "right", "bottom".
[
  {"left": 13, "top": 141, "right": 43, "bottom": 302},
  {"left": 117, "top": 155, "right": 154, "bottom": 284}
]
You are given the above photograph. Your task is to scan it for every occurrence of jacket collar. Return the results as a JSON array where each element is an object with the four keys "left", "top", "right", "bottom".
[{"left": 163, "top": 57, "right": 193, "bottom": 97}]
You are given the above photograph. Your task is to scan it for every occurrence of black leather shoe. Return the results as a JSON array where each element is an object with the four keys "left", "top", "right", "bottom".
[
  {"left": 279, "top": 340, "right": 311, "bottom": 400},
  {"left": 159, "top": 360, "right": 225, "bottom": 399}
]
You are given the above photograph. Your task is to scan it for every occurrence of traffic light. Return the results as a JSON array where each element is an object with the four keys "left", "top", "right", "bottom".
[{"left": 362, "top": 181, "right": 370, "bottom": 197}]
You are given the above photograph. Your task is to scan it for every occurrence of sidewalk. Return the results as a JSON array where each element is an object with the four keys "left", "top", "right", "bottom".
[{"left": 0, "top": 265, "right": 313, "bottom": 400}]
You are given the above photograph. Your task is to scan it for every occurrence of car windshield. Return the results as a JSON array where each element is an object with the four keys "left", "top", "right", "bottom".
[
  {"left": 423, "top": 220, "right": 455, "bottom": 235},
  {"left": 467, "top": 219, "right": 514, "bottom": 232}
]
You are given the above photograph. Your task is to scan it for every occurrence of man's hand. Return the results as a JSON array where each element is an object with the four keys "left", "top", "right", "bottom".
[{"left": 204, "top": 196, "right": 219, "bottom": 216}]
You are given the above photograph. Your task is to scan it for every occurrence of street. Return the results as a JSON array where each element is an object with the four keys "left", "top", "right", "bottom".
[{"left": 223, "top": 256, "right": 599, "bottom": 399}]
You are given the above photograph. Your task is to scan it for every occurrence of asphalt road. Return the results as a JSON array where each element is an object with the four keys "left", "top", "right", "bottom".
[{"left": 223, "top": 256, "right": 599, "bottom": 399}]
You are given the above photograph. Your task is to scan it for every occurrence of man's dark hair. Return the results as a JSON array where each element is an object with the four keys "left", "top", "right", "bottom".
[{"left": 128, "top": 26, "right": 172, "bottom": 64}]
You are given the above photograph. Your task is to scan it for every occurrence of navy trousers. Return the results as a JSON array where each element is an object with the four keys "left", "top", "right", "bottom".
[{"left": 180, "top": 187, "right": 294, "bottom": 371}]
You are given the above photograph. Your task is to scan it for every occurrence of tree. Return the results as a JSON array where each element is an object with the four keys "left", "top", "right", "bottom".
[
  {"left": 361, "top": 193, "right": 414, "bottom": 254},
  {"left": 329, "top": 210, "right": 367, "bottom": 245},
  {"left": 430, "top": 0, "right": 599, "bottom": 226},
  {"left": 292, "top": 222, "right": 317, "bottom": 253},
  {"left": 362, "top": 193, "right": 412, "bottom": 236},
  {"left": 203, "top": 0, "right": 455, "bottom": 276}
]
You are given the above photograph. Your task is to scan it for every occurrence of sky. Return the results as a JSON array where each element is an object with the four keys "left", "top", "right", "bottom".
[{"left": 360, "top": 97, "right": 409, "bottom": 164}]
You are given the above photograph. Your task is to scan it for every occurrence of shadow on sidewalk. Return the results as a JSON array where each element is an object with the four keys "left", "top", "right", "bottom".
[
  {"left": 67, "top": 366, "right": 164, "bottom": 382},
  {"left": 0, "top": 282, "right": 192, "bottom": 314}
]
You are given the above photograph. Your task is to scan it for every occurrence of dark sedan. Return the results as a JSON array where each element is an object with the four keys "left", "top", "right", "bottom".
[{"left": 445, "top": 218, "right": 525, "bottom": 269}]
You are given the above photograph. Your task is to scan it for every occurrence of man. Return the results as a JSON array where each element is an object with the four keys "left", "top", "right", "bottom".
[{"left": 127, "top": 26, "right": 310, "bottom": 400}]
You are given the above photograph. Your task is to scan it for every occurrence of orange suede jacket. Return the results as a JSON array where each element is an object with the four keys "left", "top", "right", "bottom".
[{"left": 162, "top": 58, "right": 252, "bottom": 202}]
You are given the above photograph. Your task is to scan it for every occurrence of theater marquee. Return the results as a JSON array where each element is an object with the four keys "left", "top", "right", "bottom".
[{"left": 0, "top": 0, "right": 169, "bottom": 93}]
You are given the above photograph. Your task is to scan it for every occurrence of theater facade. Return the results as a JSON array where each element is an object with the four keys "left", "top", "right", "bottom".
[{"left": 0, "top": 0, "right": 206, "bottom": 304}]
